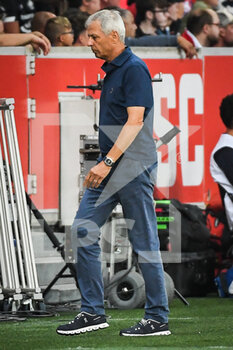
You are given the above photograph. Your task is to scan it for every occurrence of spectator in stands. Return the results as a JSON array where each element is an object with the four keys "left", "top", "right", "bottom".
[
  {"left": 78, "top": 0, "right": 101, "bottom": 14},
  {"left": 67, "top": 0, "right": 82, "bottom": 8},
  {"left": 110, "top": 7, "right": 197, "bottom": 57},
  {"left": 68, "top": 10, "right": 90, "bottom": 45},
  {"left": 127, "top": 0, "right": 137, "bottom": 17},
  {"left": 119, "top": 7, "right": 137, "bottom": 37},
  {"left": 100, "top": 0, "right": 121, "bottom": 8},
  {"left": 180, "top": 0, "right": 219, "bottom": 32},
  {"left": 215, "top": 8, "right": 233, "bottom": 45},
  {"left": 45, "top": 16, "right": 74, "bottom": 46},
  {"left": 31, "top": 11, "right": 56, "bottom": 34},
  {"left": 1, "top": 0, "right": 35, "bottom": 33},
  {"left": 33, "top": 0, "right": 63, "bottom": 13},
  {"left": 182, "top": 9, "right": 220, "bottom": 47},
  {"left": 192, "top": 0, "right": 219, "bottom": 11},
  {"left": 210, "top": 94, "right": 233, "bottom": 232},
  {"left": 0, "top": 1, "right": 5, "bottom": 33},
  {"left": 0, "top": 31, "right": 51, "bottom": 54},
  {"left": 167, "top": 0, "right": 185, "bottom": 34},
  {"left": 220, "top": 0, "right": 233, "bottom": 15},
  {"left": 135, "top": 0, "right": 171, "bottom": 36}
]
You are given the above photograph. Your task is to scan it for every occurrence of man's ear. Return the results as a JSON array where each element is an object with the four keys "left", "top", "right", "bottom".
[
  {"left": 111, "top": 30, "right": 120, "bottom": 42},
  {"left": 59, "top": 34, "right": 65, "bottom": 43},
  {"left": 203, "top": 23, "right": 210, "bottom": 34}
]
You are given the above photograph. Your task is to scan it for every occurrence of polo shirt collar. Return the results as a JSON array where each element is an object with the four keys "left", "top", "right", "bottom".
[{"left": 101, "top": 46, "right": 132, "bottom": 73}]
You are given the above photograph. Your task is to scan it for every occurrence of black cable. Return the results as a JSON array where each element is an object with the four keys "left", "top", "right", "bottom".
[{"left": 104, "top": 252, "right": 139, "bottom": 297}]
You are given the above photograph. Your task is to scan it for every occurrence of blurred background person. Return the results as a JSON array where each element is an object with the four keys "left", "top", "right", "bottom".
[
  {"left": 180, "top": 0, "right": 220, "bottom": 32},
  {"left": 120, "top": 7, "right": 137, "bottom": 36},
  {"left": 107, "top": 7, "right": 196, "bottom": 57},
  {"left": 1, "top": 0, "right": 35, "bottom": 33},
  {"left": 167, "top": 0, "right": 185, "bottom": 34},
  {"left": 153, "top": 0, "right": 171, "bottom": 34},
  {"left": 0, "top": 1, "right": 5, "bottom": 33},
  {"left": 45, "top": 16, "right": 74, "bottom": 46},
  {"left": 219, "top": 0, "right": 233, "bottom": 15},
  {"left": 31, "top": 11, "right": 56, "bottom": 34},
  {"left": 100, "top": 0, "right": 121, "bottom": 8},
  {"left": 67, "top": 9, "right": 90, "bottom": 45},
  {"left": 135, "top": 0, "right": 170, "bottom": 36},
  {"left": 182, "top": 8, "right": 220, "bottom": 47},
  {"left": 215, "top": 8, "right": 233, "bottom": 45},
  {"left": 127, "top": 0, "right": 137, "bottom": 17},
  {"left": 192, "top": 0, "right": 219, "bottom": 11},
  {"left": 210, "top": 93, "right": 233, "bottom": 233},
  {"left": 79, "top": 0, "right": 101, "bottom": 14}
]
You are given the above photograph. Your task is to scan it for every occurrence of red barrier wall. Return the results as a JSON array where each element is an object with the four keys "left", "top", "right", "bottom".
[{"left": 0, "top": 47, "right": 232, "bottom": 211}]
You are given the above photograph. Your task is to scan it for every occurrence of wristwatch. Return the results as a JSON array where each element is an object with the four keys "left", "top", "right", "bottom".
[{"left": 104, "top": 156, "right": 115, "bottom": 167}]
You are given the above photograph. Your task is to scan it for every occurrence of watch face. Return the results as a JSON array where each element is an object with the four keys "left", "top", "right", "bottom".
[{"left": 105, "top": 157, "right": 113, "bottom": 166}]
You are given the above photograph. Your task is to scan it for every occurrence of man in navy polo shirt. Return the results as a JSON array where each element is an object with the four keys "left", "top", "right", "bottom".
[{"left": 56, "top": 9, "right": 170, "bottom": 337}]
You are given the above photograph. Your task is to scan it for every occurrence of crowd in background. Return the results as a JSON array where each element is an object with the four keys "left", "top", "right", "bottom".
[{"left": 0, "top": 0, "right": 233, "bottom": 54}]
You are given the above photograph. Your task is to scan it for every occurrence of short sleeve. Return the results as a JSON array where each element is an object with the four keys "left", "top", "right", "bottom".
[{"left": 123, "top": 63, "right": 153, "bottom": 109}]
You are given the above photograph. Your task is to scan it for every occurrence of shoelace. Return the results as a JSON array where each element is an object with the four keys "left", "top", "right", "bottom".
[
  {"left": 130, "top": 319, "right": 147, "bottom": 329},
  {"left": 69, "top": 312, "right": 83, "bottom": 324},
  {"left": 139, "top": 318, "right": 148, "bottom": 326}
]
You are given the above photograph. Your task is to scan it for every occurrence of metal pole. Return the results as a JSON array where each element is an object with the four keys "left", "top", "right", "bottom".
[
  {"left": 0, "top": 138, "right": 21, "bottom": 293},
  {"left": 4, "top": 108, "right": 34, "bottom": 288},
  {"left": 8, "top": 107, "right": 40, "bottom": 292},
  {"left": 0, "top": 110, "right": 26, "bottom": 289},
  {"left": 0, "top": 98, "right": 41, "bottom": 304}
]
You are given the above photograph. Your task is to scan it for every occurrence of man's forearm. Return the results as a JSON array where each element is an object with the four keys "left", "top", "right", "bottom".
[
  {"left": 0, "top": 33, "right": 34, "bottom": 46},
  {"left": 107, "top": 122, "right": 143, "bottom": 162}
]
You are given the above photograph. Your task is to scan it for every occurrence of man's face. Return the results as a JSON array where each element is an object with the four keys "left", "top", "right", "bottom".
[
  {"left": 124, "top": 11, "right": 137, "bottom": 38},
  {"left": 87, "top": 0, "right": 101, "bottom": 14},
  {"left": 168, "top": 2, "right": 179, "bottom": 21},
  {"left": 207, "top": 11, "right": 220, "bottom": 46},
  {"left": 87, "top": 20, "right": 114, "bottom": 60},
  {"left": 59, "top": 28, "right": 74, "bottom": 46},
  {"left": 102, "top": 0, "right": 121, "bottom": 6},
  {"left": 152, "top": 6, "right": 170, "bottom": 29},
  {"left": 221, "top": 23, "right": 233, "bottom": 46}
]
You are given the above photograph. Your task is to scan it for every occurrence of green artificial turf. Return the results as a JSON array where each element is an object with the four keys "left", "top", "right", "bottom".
[{"left": 0, "top": 297, "right": 233, "bottom": 350}]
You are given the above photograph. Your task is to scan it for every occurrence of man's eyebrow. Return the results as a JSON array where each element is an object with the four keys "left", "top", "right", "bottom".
[{"left": 88, "top": 33, "right": 98, "bottom": 37}]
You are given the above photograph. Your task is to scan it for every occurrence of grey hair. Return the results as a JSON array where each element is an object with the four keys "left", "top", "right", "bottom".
[{"left": 85, "top": 9, "right": 125, "bottom": 43}]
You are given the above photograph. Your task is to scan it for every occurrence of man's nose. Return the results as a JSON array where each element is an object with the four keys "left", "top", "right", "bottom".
[{"left": 87, "top": 37, "right": 93, "bottom": 46}]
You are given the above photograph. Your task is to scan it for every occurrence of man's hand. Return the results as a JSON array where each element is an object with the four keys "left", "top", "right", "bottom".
[
  {"left": 30, "top": 31, "right": 51, "bottom": 55},
  {"left": 84, "top": 161, "right": 112, "bottom": 188},
  {"left": 177, "top": 35, "right": 198, "bottom": 59}
]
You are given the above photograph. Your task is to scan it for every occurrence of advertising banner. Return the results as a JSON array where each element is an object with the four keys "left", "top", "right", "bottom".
[{"left": 0, "top": 47, "right": 232, "bottom": 213}]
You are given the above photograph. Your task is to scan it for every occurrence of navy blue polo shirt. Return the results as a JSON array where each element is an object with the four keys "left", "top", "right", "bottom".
[{"left": 99, "top": 46, "right": 157, "bottom": 163}]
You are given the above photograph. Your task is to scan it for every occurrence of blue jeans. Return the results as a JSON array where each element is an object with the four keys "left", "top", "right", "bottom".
[{"left": 71, "top": 159, "right": 169, "bottom": 323}]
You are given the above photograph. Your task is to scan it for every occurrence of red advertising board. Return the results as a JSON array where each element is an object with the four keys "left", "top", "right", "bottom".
[
  {"left": 0, "top": 53, "right": 28, "bottom": 184},
  {"left": 0, "top": 47, "right": 233, "bottom": 212}
]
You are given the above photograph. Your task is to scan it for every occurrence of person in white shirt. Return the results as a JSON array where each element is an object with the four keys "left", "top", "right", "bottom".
[{"left": 210, "top": 94, "right": 233, "bottom": 231}]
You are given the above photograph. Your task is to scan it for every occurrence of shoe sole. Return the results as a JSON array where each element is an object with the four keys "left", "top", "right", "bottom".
[
  {"left": 120, "top": 330, "right": 171, "bottom": 337},
  {"left": 56, "top": 322, "right": 109, "bottom": 336}
]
